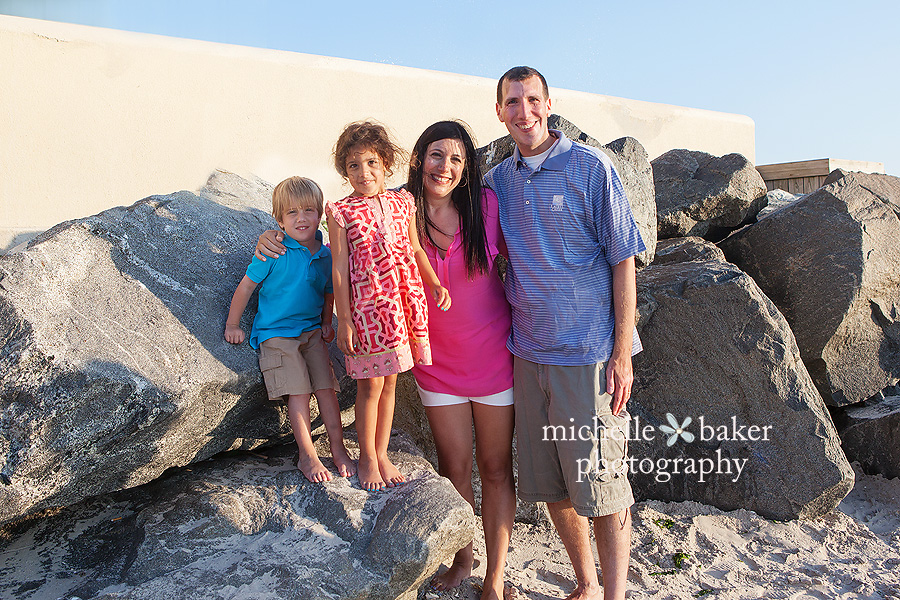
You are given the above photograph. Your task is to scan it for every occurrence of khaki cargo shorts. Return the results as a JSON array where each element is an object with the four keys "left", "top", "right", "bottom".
[
  {"left": 258, "top": 330, "right": 340, "bottom": 400},
  {"left": 514, "top": 357, "right": 634, "bottom": 517}
]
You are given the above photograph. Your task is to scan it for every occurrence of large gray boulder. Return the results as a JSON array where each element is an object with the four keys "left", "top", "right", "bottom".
[
  {"left": 630, "top": 240, "right": 854, "bottom": 520},
  {"left": 0, "top": 172, "right": 314, "bottom": 526},
  {"left": 833, "top": 393, "right": 900, "bottom": 479},
  {"left": 720, "top": 171, "right": 900, "bottom": 406},
  {"left": 0, "top": 436, "right": 475, "bottom": 600},
  {"left": 477, "top": 114, "right": 657, "bottom": 268},
  {"left": 652, "top": 149, "right": 767, "bottom": 241}
]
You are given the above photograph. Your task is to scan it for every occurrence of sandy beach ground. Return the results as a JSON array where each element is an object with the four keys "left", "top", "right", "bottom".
[{"left": 419, "top": 467, "right": 900, "bottom": 600}]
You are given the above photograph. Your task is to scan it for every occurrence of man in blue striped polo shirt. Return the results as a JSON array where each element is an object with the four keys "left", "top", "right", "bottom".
[{"left": 485, "top": 66, "right": 646, "bottom": 600}]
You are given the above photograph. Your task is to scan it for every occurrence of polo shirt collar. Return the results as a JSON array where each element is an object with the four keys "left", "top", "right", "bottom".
[
  {"left": 512, "top": 129, "right": 572, "bottom": 172},
  {"left": 282, "top": 229, "right": 327, "bottom": 257}
]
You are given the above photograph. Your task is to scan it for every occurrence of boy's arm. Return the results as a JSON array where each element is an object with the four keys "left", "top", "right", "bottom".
[
  {"left": 321, "top": 292, "right": 335, "bottom": 343},
  {"left": 605, "top": 256, "right": 637, "bottom": 416},
  {"left": 327, "top": 212, "right": 358, "bottom": 356},
  {"left": 254, "top": 229, "right": 286, "bottom": 261},
  {"left": 408, "top": 212, "right": 451, "bottom": 311},
  {"left": 224, "top": 275, "right": 259, "bottom": 344}
]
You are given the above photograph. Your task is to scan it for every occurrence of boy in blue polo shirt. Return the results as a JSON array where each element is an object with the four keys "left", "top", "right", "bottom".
[{"left": 225, "top": 176, "right": 355, "bottom": 482}]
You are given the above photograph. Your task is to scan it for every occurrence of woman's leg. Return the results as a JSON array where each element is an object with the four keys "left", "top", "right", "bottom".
[
  {"left": 355, "top": 376, "right": 386, "bottom": 491},
  {"left": 375, "top": 373, "right": 405, "bottom": 485},
  {"left": 473, "top": 401, "right": 516, "bottom": 600},
  {"left": 424, "top": 401, "right": 476, "bottom": 590}
]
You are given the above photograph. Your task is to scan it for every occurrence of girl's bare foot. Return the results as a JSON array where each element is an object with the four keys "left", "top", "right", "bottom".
[
  {"left": 431, "top": 558, "right": 472, "bottom": 591},
  {"left": 330, "top": 443, "right": 356, "bottom": 478},
  {"left": 378, "top": 456, "right": 405, "bottom": 487},
  {"left": 297, "top": 454, "right": 332, "bottom": 483},
  {"left": 358, "top": 455, "right": 385, "bottom": 491}
]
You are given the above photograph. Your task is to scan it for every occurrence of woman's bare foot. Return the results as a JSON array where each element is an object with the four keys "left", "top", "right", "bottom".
[
  {"left": 357, "top": 455, "right": 385, "bottom": 491},
  {"left": 330, "top": 442, "right": 356, "bottom": 478},
  {"left": 378, "top": 456, "right": 405, "bottom": 487},
  {"left": 431, "top": 558, "right": 473, "bottom": 591},
  {"left": 297, "top": 454, "right": 332, "bottom": 483}
]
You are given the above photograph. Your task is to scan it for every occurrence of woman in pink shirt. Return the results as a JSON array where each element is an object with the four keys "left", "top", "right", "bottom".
[{"left": 408, "top": 121, "right": 515, "bottom": 600}]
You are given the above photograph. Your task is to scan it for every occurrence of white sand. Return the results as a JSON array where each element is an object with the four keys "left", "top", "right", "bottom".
[{"left": 421, "top": 468, "right": 900, "bottom": 600}]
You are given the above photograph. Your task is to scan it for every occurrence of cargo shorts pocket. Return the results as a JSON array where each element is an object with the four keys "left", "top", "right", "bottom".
[
  {"left": 593, "top": 411, "right": 630, "bottom": 483},
  {"left": 259, "top": 352, "right": 284, "bottom": 395}
]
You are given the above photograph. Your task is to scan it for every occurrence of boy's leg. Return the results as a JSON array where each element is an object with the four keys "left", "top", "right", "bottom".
[
  {"left": 356, "top": 376, "right": 387, "bottom": 491},
  {"left": 287, "top": 393, "right": 332, "bottom": 483},
  {"left": 424, "top": 401, "right": 475, "bottom": 590},
  {"left": 375, "top": 374, "right": 404, "bottom": 486},
  {"left": 473, "top": 402, "right": 516, "bottom": 600},
  {"left": 313, "top": 387, "right": 355, "bottom": 477}
]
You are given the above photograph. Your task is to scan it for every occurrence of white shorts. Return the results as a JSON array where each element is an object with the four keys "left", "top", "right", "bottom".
[{"left": 416, "top": 383, "right": 514, "bottom": 408}]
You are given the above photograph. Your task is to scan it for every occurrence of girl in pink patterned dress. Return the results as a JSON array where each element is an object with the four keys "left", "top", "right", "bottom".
[{"left": 326, "top": 121, "right": 451, "bottom": 492}]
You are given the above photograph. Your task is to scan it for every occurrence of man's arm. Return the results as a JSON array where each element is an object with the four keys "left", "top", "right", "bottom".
[{"left": 606, "top": 256, "right": 637, "bottom": 416}]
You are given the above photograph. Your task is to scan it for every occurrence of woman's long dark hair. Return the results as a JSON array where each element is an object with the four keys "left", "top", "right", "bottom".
[{"left": 407, "top": 120, "right": 489, "bottom": 278}]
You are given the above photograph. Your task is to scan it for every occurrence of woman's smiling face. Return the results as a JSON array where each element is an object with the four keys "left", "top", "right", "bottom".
[{"left": 422, "top": 138, "right": 466, "bottom": 202}]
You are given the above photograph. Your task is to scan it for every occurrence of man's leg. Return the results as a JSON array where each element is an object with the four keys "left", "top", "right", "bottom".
[
  {"left": 546, "top": 498, "right": 601, "bottom": 600},
  {"left": 593, "top": 508, "right": 631, "bottom": 600}
]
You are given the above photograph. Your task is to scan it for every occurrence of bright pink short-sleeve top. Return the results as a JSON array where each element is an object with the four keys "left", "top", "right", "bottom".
[{"left": 412, "top": 188, "right": 514, "bottom": 396}]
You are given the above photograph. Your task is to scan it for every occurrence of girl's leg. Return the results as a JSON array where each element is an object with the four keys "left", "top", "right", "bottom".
[
  {"left": 288, "top": 393, "right": 332, "bottom": 483},
  {"left": 313, "top": 388, "right": 356, "bottom": 477},
  {"left": 424, "top": 402, "right": 476, "bottom": 590},
  {"left": 473, "top": 402, "right": 516, "bottom": 600},
  {"left": 375, "top": 374, "right": 405, "bottom": 485},
  {"left": 355, "top": 377, "right": 387, "bottom": 491}
]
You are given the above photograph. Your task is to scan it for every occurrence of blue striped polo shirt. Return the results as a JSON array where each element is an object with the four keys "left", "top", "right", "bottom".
[{"left": 484, "top": 130, "right": 645, "bottom": 366}]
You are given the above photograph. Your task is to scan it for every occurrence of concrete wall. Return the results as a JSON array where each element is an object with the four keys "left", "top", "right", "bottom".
[{"left": 0, "top": 15, "right": 756, "bottom": 251}]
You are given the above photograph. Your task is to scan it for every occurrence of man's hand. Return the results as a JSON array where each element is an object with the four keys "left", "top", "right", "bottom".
[
  {"left": 224, "top": 324, "right": 245, "bottom": 345},
  {"left": 336, "top": 321, "right": 359, "bottom": 357},
  {"left": 606, "top": 350, "right": 633, "bottom": 416},
  {"left": 430, "top": 285, "right": 451, "bottom": 312},
  {"left": 255, "top": 229, "right": 286, "bottom": 261},
  {"left": 320, "top": 321, "right": 335, "bottom": 344}
]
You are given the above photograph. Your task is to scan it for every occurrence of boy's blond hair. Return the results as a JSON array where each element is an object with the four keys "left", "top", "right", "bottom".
[{"left": 272, "top": 176, "right": 324, "bottom": 221}]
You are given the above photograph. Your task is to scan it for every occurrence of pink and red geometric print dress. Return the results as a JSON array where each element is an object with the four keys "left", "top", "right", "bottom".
[{"left": 326, "top": 188, "right": 432, "bottom": 379}]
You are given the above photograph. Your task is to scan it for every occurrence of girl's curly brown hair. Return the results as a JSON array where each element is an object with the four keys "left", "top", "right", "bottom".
[{"left": 333, "top": 121, "right": 406, "bottom": 179}]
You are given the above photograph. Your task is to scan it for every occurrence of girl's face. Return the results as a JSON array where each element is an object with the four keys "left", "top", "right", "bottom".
[
  {"left": 422, "top": 138, "right": 466, "bottom": 203},
  {"left": 345, "top": 145, "right": 386, "bottom": 197}
]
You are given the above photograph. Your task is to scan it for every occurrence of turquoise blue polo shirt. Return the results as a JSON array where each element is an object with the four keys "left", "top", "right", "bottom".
[
  {"left": 245, "top": 230, "right": 333, "bottom": 349},
  {"left": 484, "top": 130, "right": 645, "bottom": 366}
]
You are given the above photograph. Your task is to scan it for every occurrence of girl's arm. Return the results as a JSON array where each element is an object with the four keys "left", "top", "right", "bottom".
[
  {"left": 327, "top": 212, "right": 359, "bottom": 355},
  {"left": 409, "top": 212, "right": 451, "bottom": 311},
  {"left": 224, "top": 275, "right": 259, "bottom": 344},
  {"left": 321, "top": 292, "right": 335, "bottom": 343},
  {"left": 254, "top": 230, "right": 286, "bottom": 261}
]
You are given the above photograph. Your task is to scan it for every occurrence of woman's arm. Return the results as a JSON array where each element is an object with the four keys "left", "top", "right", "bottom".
[
  {"left": 409, "top": 212, "right": 451, "bottom": 311},
  {"left": 327, "top": 212, "right": 358, "bottom": 355}
]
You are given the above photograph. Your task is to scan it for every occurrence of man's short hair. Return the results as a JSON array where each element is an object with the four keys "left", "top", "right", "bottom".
[{"left": 496, "top": 66, "right": 549, "bottom": 104}]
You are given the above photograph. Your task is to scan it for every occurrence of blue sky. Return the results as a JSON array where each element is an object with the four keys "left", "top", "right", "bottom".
[{"left": 2, "top": 0, "right": 897, "bottom": 174}]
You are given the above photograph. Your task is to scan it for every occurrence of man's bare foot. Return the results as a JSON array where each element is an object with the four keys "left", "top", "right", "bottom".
[
  {"left": 330, "top": 442, "right": 356, "bottom": 478},
  {"left": 357, "top": 455, "right": 385, "bottom": 491},
  {"left": 479, "top": 578, "right": 514, "bottom": 600},
  {"left": 431, "top": 559, "right": 472, "bottom": 591},
  {"left": 563, "top": 582, "right": 601, "bottom": 600},
  {"left": 378, "top": 456, "right": 405, "bottom": 487},
  {"left": 297, "top": 454, "right": 332, "bottom": 483}
]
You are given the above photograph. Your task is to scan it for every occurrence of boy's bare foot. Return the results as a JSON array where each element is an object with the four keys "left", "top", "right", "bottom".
[
  {"left": 297, "top": 454, "right": 332, "bottom": 483},
  {"left": 330, "top": 443, "right": 356, "bottom": 478},
  {"left": 431, "top": 559, "right": 472, "bottom": 591},
  {"left": 378, "top": 456, "right": 405, "bottom": 487},
  {"left": 357, "top": 456, "right": 385, "bottom": 491}
]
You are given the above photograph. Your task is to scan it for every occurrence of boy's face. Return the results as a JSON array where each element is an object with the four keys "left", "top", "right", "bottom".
[{"left": 277, "top": 202, "right": 320, "bottom": 246}]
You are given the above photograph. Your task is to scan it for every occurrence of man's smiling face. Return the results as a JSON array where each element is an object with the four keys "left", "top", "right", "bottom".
[{"left": 496, "top": 75, "right": 553, "bottom": 157}]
